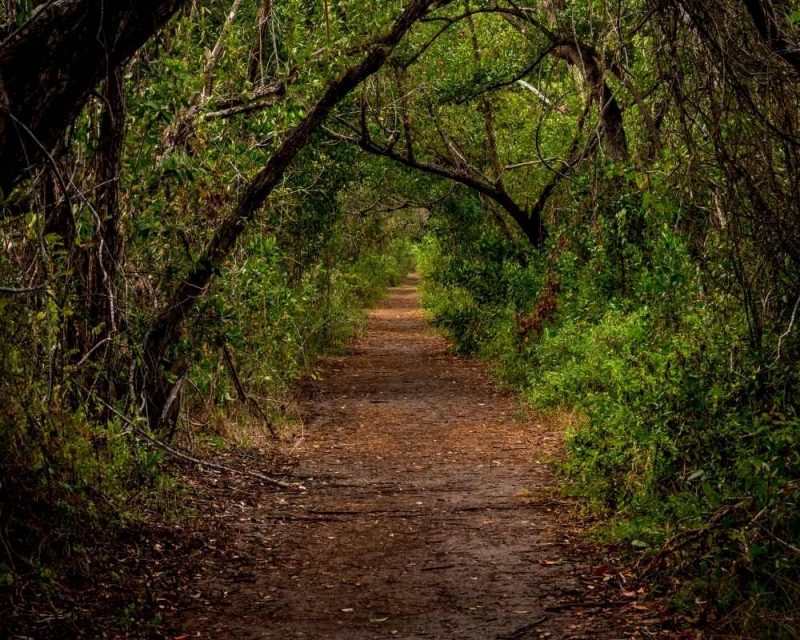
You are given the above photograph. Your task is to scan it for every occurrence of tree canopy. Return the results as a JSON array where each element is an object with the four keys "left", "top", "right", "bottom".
[{"left": 1, "top": 0, "right": 799, "bottom": 636}]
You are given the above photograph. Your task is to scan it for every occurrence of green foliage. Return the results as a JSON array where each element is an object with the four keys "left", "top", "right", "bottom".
[
  {"left": 3, "top": 0, "right": 800, "bottom": 635},
  {"left": 1, "top": 2, "right": 420, "bottom": 632},
  {"left": 419, "top": 176, "right": 800, "bottom": 634},
  {"left": 190, "top": 234, "right": 414, "bottom": 412}
]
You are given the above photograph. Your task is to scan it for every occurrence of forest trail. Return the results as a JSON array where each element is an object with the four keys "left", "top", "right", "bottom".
[{"left": 169, "top": 274, "right": 674, "bottom": 639}]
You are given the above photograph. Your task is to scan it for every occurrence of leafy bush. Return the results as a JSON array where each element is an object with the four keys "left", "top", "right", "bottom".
[
  {"left": 185, "top": 233, "right": 414, "bottom": 429},
  {"left": 418, "top": 187, "right": 800, "bottom": 635}
]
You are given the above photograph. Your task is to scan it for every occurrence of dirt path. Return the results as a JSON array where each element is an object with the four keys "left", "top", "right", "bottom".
[{"left": 168, "top": 275, "right": 675, "bottom": 639}]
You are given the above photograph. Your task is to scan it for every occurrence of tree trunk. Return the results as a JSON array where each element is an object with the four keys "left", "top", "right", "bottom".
[
  {"left": 551, "top": 43, "right": 628, "bottom": 161},
  {"left": 247, "top": 0, "right": 275, "bottom": 83},
  {"left": 0, "top": 0, "right": 187, "bottom": 195},
  {"left": 86, "top": 65, "right": 126, "bottom": 364}
]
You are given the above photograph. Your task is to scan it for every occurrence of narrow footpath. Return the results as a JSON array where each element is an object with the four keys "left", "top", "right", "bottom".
[{"left": 168, "top": 274, "right": 677, "bottom": 639}]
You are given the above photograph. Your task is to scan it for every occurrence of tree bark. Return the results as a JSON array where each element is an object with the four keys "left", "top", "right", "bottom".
[
  {"left": 0, "top": 0, "right": 187, "bottom": 195},
  {"left": 550, "top": 43, "right": 628, "bottom": 161},
  {"left": 741, "top": 0, "right": 800, "bottom": 75},
  {"left": 247, "top": 0, "right": 275, "bottom": 83},
  {"left": 87, "top": 65, "right": 126, "bottom": 357}
]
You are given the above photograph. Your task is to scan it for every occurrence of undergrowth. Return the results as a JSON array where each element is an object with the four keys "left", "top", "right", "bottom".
[
  {"left": 0, "top": 236, "right": 414, "bottom": 637},
  {"left": 416, "top": 186, "right": 800, "bottom": 638}
]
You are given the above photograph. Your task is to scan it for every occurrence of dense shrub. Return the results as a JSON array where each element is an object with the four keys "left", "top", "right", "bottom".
[{"left": 418, "top": 185, "right": 800, "bottom": 635}]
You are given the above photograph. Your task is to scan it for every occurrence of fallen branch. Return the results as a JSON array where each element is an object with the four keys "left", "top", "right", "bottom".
[
  {"left": 497, "top": 616, "right": 548, "bottom": 639},
  {"left": 219, "top": 337, "right": 278, "bottom": 438},
  {"left": 201, "top": 70, "right": 298, "bottom": 121},
  {"left": 99, "top": 399, "right": 303, "bottom": 490},
  {"left": 545, "top": 601, "right": 626, "bottom": 612},
  {"left": 421, "top": 564, "right": 456, "bottom": 572},
  {"left": 261, "top": 514, "right": 344, "bottom": 522}
]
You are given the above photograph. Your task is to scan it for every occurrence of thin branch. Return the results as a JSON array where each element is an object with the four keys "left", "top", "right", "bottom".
[
  {"left": 200, "top": 0, "right": 245, "bottom": 100},
  {"left": 454, "top": 45, "right": 555, "bottom": 104},
  {"left": 99, "top": 398, "right": 303, "bottom": 491},
  {"left": 0, "top": 284, "right": 44, "bottom": 294},
  {"left": 516, "top": 80, "right": 567, "bottom": 113},
  {"left": 776, "top": 293, "right": 800, "bottom": 361}
]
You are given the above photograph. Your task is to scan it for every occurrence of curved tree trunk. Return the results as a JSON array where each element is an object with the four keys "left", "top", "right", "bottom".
[{"left": 551, "top": 43, "right": 628, "bottom": 161}]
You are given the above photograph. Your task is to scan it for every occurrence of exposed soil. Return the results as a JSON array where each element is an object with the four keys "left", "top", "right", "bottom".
[{"left": 162, "top": 274, "right": 687, "bottom": 639}]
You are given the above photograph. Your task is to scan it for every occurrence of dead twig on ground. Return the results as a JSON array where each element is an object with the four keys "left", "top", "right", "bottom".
[{"left": 497, "top": 616, "right": 549, "bottom": 639}]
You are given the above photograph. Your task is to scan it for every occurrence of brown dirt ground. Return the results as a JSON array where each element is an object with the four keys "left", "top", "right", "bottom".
[{"left": 161, "top": 274, "right": 693, "bottom": 640}]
